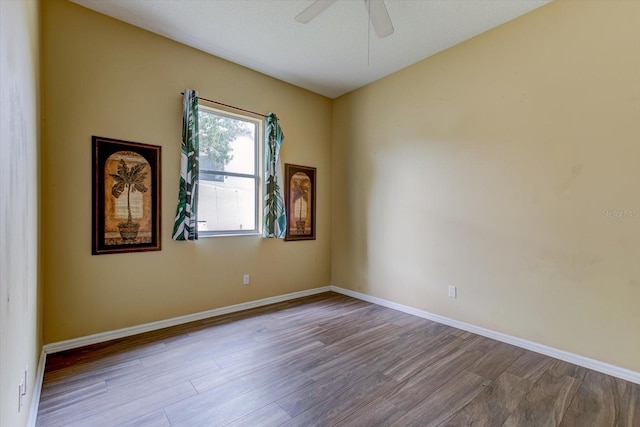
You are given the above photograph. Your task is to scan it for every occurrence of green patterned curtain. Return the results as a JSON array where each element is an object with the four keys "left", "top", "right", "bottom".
[
  {"left": 263, "top": 113, "right": 286, "bottom": 238},
  {"left": 172, "top": 89, "right": 199, "bottom": 240}
]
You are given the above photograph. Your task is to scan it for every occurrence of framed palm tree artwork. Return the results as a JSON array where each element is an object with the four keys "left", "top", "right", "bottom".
[
  {"left": 284, "top": 164, "right": 316, "bottom": 241},
  {"left": 92, "top": 136, "right": 161, "bottom": 254}
]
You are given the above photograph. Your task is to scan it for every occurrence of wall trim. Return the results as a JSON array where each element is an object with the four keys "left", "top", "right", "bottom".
[
  {"left": 330, "top": 285, "right": 640, "bottom": 385},
  {"left": 27, "top": 349, "right": 46, "bottom": 427},
  {"left": 43, "top": 286, "right": 331, "bottom": 355}
]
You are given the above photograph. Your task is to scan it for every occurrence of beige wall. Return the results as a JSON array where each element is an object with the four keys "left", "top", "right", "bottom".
[
  {"left": 0, "top": 0, "right": 41, "bottom": 425},
  {"left": 332, "top": 0, "right": 640, "bottom": 372},
  {"left": 42, "top": 0, "right": 332, "bottom": 343},
  {"left": 39, "top": 0, "right": 640, "bottom": 376}
]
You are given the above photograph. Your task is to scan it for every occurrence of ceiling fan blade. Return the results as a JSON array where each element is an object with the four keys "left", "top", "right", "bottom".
[
  {"left": 295, "top": 0, "right": 338, "bottom": 24},
  {"left": 365, "top": 0, "right": 394, "bottom": 38}
]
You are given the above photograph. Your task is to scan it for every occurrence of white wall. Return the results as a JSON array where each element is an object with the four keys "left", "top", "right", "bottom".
[{"left": 0, "top": 0, "right": 42, "bottom": 426}]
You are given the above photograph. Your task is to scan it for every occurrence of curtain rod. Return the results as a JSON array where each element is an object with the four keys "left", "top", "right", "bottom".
[{"left": 180, "top": 92, "right": 266, "bottom": 118}]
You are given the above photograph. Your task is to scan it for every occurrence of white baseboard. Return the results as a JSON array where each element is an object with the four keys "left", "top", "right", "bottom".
[
  {"left": 43, "top": 286, "right": 331, "bottom": 355},
  {"left": 35, "top": 281, "right": 639, "bottom": 422},
  {"left": 27, "top": 349, "right": 46, "bottom": 427},
  {"left": 330, "top": 285, "right": 640, "bottom": 385}
]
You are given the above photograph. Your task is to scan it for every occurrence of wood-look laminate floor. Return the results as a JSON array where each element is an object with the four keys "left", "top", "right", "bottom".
[{"left": 36, "top": 292, "right": 639, "bottom": 427}]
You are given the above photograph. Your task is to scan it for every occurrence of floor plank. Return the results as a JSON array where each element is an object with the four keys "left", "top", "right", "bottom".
[
  {"left": 280, "top": 372, "right": 399, "bottom": 427},
  {"left": 503, "top": 365, "right": 582, "bottom": 427},
  {"left": 389, "top": 370, "right": 489, "bottom": 427},
  {"left": 66, "top": 382, "right": 195, "bottom": 427},
  {"left": 559, "top": 370, "right": 630, "bottom": 427},
  {"left": 116, "top": 410, "right": 170, "bottom": 427},
  {"left": 169, "top": 370, "right": 313, "bottom": 426},
  {"left": 443, "top": 371, "right": 534, "bottom": 426},
  {"left": 465, "top": 341, "right": 525, "bottom": 381},
  {"left": 224, "top": 403, "right": 291, "bottom": 427}
]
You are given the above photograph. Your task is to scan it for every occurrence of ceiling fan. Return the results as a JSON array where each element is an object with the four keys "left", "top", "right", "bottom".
[{"left": 295, "top": 0, "right": 394, "bottom": 38}]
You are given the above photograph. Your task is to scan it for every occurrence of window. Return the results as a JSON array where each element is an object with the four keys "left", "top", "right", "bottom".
[{"left": 197, "top": 106, "right": 261, "bottom": 236}]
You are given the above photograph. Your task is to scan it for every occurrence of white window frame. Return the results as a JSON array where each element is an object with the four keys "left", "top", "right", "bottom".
[{"left": 197, "top": 105, "right": 263, "bottom": 237}]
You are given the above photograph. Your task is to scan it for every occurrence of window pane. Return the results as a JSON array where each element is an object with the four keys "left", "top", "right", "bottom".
[
  {"left": 198, "top": 175, "right": 256, "bottom": 233},
  {"left": 198, "top": 110, "right": 256, "bottom": 175},
  {"left": 224, "top": 131, "right": 256, "bottom": 175}
]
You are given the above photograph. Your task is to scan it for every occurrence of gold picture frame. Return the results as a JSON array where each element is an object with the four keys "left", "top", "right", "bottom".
[
  {"left": 92, "top": 136, "right": 161, "bottom": 254},
  {"left": 284, "top": 163, "right": 316, "bottom": 241}
]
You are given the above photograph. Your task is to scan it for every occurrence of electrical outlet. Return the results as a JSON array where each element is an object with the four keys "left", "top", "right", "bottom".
[
  {"left": 243, "top": 274, "right": 250, "bottom": 285},
  {"left": 448, "top": 285, "right": 457, "bottom": 298},
  {"left": 23, "top": 366, "right": 28, "bottom": 396},
  {"left": 17, "top": 366, "right": 28, "bottom": 412},
  {"left": 18, "top": 379, "right": 24, "bottom": 412}
]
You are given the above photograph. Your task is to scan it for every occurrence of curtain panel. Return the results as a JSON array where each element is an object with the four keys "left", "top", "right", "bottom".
[
  {"left": 263, "top": 113, "right": 287, "bottom": 238},
  {"left": 172, "top": 89, "right": 199, "bottom": 240}
]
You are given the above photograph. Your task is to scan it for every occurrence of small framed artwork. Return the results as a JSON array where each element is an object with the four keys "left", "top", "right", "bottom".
[
  {"left": 284, "top": 163, "right": 316, "bottom": 241},
  {"left": 92, "top": 136, "right": 161, "bottom": 255}
]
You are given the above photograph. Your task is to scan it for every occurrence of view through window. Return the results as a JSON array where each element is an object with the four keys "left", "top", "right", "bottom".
[{"left": 198, "top": 107, "right": 261, "bottom": 235}]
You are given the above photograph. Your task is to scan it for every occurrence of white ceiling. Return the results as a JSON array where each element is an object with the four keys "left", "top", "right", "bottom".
[{"left": 70, "top": 0, "right": 551, "bottom": 99}]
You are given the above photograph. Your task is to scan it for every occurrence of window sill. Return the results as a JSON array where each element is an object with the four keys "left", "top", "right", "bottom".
[{"left": 198, "top": 232, "right": 261, "bottom": 238}]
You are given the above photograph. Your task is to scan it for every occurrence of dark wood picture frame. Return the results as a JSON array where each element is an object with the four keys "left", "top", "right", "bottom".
[
  {"left": 92, "top": 136, "right": 161, "bottom": 255},
  {"left": 284, "top": 163, "right": 316, "bottom": 241}
]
